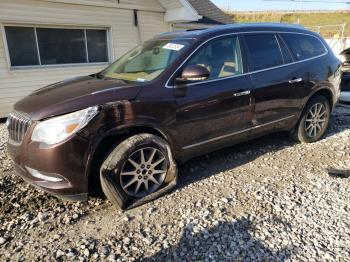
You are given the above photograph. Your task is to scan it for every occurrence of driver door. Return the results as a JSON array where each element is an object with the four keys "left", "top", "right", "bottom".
[{"left": 173, "top": 35, "right": 254, "bottom": 152}]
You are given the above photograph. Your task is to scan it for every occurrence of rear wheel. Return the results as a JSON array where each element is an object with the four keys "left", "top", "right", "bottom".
[
  {"left": 100, "top": 134, "right": 177, "bottom": 209},
  {"left": 290, "top": 95, "right": 331, "bottom": 143}
]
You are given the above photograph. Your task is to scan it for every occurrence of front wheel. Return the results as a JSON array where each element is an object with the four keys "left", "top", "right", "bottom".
[
  {"left": 100, "top": 134, "right": 177, "bottom": 209},
  {"left": 290, "top": 95, "right": 331, "bottom": 143}
]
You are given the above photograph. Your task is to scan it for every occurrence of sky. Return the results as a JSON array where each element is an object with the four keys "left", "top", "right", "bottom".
[{"left": 212, "top": 0, "right": 350, "bottom": 11}]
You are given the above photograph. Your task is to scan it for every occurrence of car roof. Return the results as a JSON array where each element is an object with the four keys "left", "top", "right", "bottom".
[{"left": 155, "top": 23, "right": 314, "bottom": 41}]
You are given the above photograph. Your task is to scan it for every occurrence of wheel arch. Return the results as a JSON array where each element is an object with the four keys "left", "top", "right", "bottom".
[
  {"left": 86, "top": 125, "right": 174, "bottom": 195},
  {"left": 290, "top": 87, "right": 333, "bottom": 143},
  {"left": 290, "top": 87, "right": 334, "bottom": 137},
  {"left": 305, "top": 88, "right": 335, "bottom": 108},
  {"left": 302, "top": 87, "right": 334, "bottom": 114}
]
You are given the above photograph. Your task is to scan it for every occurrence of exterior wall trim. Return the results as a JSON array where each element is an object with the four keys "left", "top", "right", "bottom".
[
  {"left": 0, "top": 23, "right": 11, "bottom": 74},
  {"left": 39, "top": 0, "right": 166, "bottom": 12},
  {"left": 163, "top": 0, "right": 201, "bottom": 23}
]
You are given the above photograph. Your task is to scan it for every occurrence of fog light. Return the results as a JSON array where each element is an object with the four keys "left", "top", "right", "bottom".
[{"left": 26, "top": 167, "right": 64, "bottom": 182}]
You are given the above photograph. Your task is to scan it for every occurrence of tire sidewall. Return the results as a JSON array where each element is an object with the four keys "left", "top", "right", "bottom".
[
  {"left": 100, "top": 134, "right": 173, "bottom": 208},
  {"left": 298, "top": 96, "right": 331, "bottom": 143}
]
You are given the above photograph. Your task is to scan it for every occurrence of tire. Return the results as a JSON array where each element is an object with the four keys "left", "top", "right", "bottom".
[
  {"left": 100, "top": 134, "right": 177, "bottom": 210},
  {"left": 289, "top": 95, "right": 331, "bottom": 143}
]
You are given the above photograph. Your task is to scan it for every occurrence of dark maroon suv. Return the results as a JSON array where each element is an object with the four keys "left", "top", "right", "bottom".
[{"left": 7, "top": 23, "right": 341, "bottom": 209}]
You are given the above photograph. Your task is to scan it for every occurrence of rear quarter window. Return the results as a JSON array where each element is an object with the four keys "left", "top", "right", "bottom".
[{"left": 281, "top": 33, "right": 327, "bottom": 61}]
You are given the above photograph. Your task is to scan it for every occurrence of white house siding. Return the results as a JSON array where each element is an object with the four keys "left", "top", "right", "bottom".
[
  {"left": 0, "top": 0, "right": 169, "bottom": 117},
  {"left": 158, "top": 0, "right": 183, "bottom": 9}
]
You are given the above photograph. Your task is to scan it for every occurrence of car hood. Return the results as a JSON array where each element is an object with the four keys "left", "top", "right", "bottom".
[{"left": 14, "top": 75, "right": 143, "bottom": 120}]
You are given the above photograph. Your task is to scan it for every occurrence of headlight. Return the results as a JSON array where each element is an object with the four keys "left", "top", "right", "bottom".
[{"left": 32, "top": 106, "right": 99, "bottom": 145}]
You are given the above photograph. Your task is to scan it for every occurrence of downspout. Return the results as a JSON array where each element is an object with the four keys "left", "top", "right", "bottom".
[{"left": 134, "top": 9, "right": 142, "bottom": 44}]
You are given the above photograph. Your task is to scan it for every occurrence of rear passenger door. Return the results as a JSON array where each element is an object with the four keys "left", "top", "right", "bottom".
[{"left": 243, "top": 33, "right": 304, "bottom": 126}]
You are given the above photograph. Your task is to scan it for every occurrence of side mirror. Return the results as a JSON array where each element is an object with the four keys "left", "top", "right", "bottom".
[
  {"left": 176, "top": 65, "right": 210, "bottom": 85},
  {"left": 340, "top": 49, "right": 350, "bottom": 66}
]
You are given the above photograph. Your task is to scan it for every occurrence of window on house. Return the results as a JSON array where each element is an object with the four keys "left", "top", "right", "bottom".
[
  {"left": 4, "top": 26, "right": 109, "bottom": 67},
  {"left": 4, "top": 27, "right": 40, "bottom": 66}
]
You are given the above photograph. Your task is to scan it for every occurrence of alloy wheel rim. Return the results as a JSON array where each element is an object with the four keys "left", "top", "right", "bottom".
[
  {"left": 120, "top": 147, "right": 168, "bottom": 198},
  {"left": 304, "top": 103, "right": 327, "bottom": 138}
]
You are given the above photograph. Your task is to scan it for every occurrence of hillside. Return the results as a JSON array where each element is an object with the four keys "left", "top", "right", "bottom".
[{"left": 227, "top": 11, "right": 350, "bottom": 37}]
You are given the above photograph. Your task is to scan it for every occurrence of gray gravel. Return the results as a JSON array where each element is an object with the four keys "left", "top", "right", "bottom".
[{"left": 0, "top": 106, "right": 349, "bottom": 261}]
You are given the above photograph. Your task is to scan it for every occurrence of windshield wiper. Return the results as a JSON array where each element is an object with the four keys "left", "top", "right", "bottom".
[{"left": 95, "top": 72, "right": 104, "bottom": 79}]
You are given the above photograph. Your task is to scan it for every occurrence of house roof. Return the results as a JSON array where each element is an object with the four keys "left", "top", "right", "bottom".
[{"left": 186, "top": 0, "right": 233, "bottom": 24}]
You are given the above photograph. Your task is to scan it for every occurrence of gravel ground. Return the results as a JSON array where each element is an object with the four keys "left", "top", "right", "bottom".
[{"left": 0, "top": 106, "right": 349, "bottom": 262}]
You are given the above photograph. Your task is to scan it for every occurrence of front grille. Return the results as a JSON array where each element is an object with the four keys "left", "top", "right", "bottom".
[{"left": 6, "top": 111, "right": 32, "bottom": 143}]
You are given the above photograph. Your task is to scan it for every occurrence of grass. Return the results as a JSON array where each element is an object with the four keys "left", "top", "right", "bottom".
[{"left": 227, "top": 11, "right": 350, "bottom": 37}]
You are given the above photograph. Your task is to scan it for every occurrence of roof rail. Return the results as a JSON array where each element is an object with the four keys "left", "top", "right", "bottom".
[{"left": 186, "top": 28, "right": 208, "bottom": 32}]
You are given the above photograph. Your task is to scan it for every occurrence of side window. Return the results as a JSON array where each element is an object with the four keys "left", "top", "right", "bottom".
[
  {"left": 281, "top": 33, "right": 327, "bottom": 61},
  {"left": 244, "top": 33, "right": 283, "bottom": 71},
  {"left": 185, "top": 36, "right": 243, "bottom": 81},
  {"left": 277, "top": 35, "right": 294, "bottom": 64}
]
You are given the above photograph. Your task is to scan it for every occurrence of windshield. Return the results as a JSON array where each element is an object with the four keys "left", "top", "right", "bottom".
[{"left": 101, "top": 39, "right": 194, "bottom": 82}]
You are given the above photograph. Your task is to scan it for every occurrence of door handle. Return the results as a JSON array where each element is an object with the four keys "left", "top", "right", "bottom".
[
  {"left": 289, "top": 78, "right": 303, "bottom": 84},
  {"left": 233, "top": 90, "right": 251, "bottom": 97}
]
